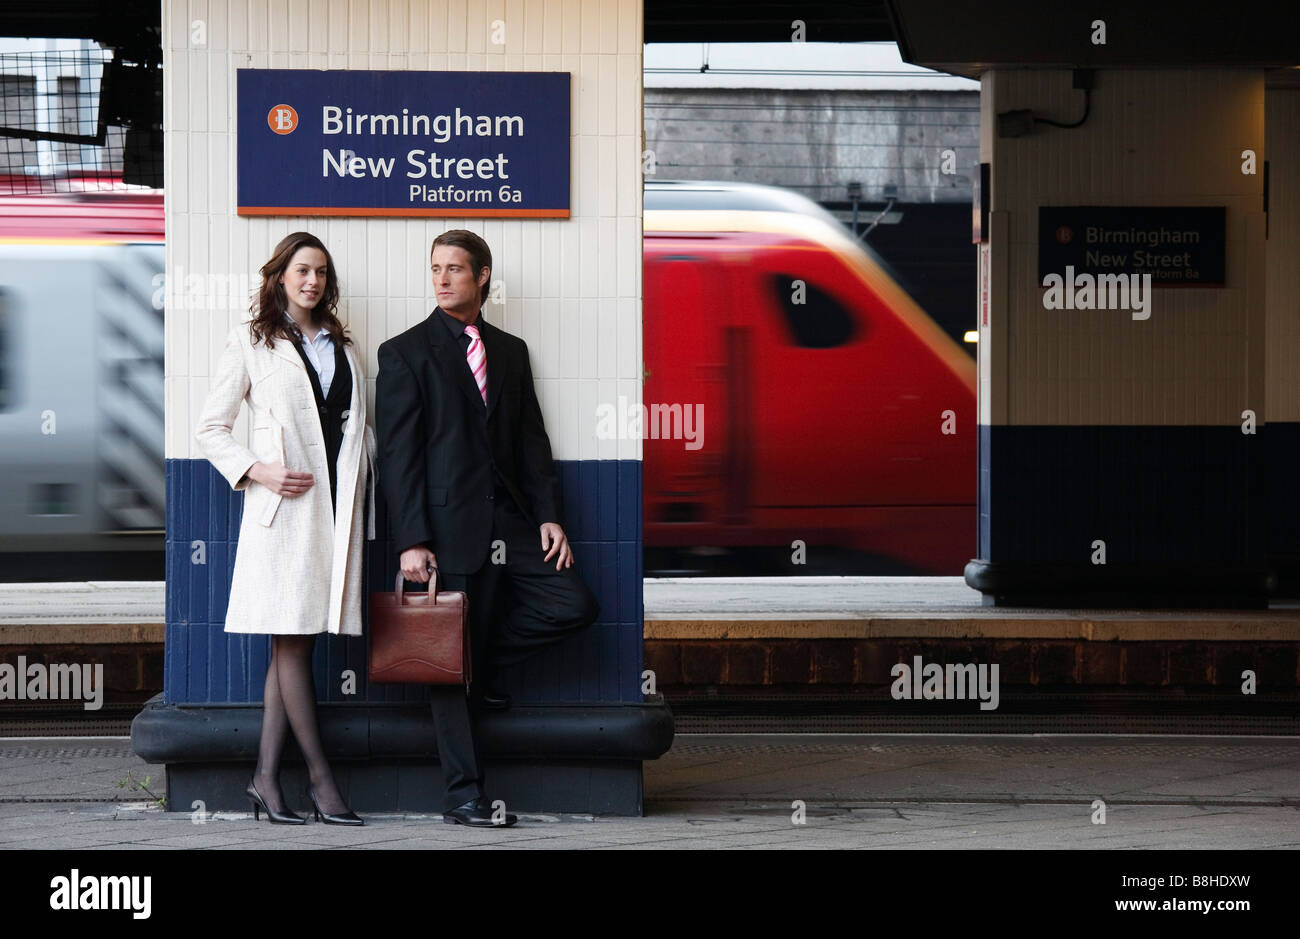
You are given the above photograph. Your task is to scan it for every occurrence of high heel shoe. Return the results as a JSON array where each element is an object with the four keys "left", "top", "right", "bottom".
[
  {"left": 309, "top": 786, "right": 364, "bottom": 826},
  {"left": 246, "top": 778, "right": 305, "bottom": 824}
]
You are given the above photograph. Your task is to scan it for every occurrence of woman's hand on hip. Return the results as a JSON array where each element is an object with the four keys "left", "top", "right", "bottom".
[{"left": 248, "top": 461, "right": 314, "bottom": 497}]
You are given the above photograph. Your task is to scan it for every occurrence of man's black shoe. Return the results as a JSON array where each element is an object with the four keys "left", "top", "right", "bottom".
[
  {"left": 479, "top": 686, "right": 511, "bottom": 710},
  {"left": 442, "top": 796, "right": 518, "bottom": 827}
]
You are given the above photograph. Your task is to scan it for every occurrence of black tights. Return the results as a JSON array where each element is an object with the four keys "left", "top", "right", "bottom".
[{"left": 252, "top": 635, "right": 349, "bottom": 815}]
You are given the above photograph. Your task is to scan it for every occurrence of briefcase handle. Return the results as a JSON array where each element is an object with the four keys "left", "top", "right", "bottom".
[{"left": 393, "top": 570, "right": 443, "bottom": 605}]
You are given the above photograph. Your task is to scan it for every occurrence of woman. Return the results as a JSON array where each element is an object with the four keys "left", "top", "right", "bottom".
[{"left": 195, "top": 232, "right": 375, "bottom": 826}]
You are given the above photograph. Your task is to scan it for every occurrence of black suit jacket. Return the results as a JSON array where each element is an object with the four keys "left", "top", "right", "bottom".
[{"left": 375, "top": 308, "right": 562, "bottom": 574}]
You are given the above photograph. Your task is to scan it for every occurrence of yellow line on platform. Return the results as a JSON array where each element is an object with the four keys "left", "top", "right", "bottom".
[
  {"left": 5, "top": 618, "right": 1299, "bottom": 645},
  {"left": 644, "top": 615, "right": 1300, "bottom": 641},
  {"left": 0, "top": 623, "right": 165, "bottom": 645}
]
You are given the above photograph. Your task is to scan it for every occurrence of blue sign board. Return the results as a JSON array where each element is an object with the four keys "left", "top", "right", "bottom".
[
  {"left": 236, "top": 69, "right": 570, "bottom": 218},
  {"left": 1039, "top": 206, "right": 1225, "bottom": 285}
]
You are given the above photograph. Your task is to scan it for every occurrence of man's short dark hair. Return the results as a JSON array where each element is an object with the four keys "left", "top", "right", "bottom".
[{"left": 432, "top": 229, "right": 492, "bottom": 305}]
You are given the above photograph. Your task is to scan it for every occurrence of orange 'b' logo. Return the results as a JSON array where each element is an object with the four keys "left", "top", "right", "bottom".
[{"left": 268, "top": 105, "right": 298, "bottom": 134}]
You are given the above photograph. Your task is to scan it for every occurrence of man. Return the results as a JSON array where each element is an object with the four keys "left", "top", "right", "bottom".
[{"left": 375, "top": 230, "right": 599, "bottom": 828}]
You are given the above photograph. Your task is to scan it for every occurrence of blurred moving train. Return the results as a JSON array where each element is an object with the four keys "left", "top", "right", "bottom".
[
  {"left": 0, "top": 187, "right": 164, "bottom": 579},
  {"left": 642, "top": 181, "right": 975, "bottom": 574},
  {"left": 0, "top": 180, "right": 974, "bottom": 580}
]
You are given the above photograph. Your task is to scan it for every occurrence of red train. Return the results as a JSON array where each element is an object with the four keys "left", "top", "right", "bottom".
[{"left": 642, "top": 180, "right": 976, "bottom": 574}]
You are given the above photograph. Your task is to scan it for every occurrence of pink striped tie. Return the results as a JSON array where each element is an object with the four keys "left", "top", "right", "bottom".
[{"left": 464, "top": 323, "right": 487, "bottom": 405}]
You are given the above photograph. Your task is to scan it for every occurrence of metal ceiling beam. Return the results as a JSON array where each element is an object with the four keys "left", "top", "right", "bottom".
[{"left": 888, "top": 0, "right": 1300, "bottom": 77}]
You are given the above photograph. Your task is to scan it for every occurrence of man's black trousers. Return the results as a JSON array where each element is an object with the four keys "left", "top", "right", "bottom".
[{"left": 421, "top": 488, "right": 600, "bottom": 812}]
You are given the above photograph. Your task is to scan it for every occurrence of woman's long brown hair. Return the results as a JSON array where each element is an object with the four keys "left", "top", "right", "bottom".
[{"left": 248, "top": 231, "right": 351, "bottom": 348}]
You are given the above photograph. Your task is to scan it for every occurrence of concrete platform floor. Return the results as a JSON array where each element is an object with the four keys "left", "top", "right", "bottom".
[{"left": 2, "top": 734, "right": 1297, "bottom": 849}]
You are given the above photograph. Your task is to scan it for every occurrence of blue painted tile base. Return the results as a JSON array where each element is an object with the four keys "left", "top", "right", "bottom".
[
  {"left": 165, "top": 458, "right": 643, "bottom": 705},
  {"left": 978, "top": 424, "right": 1264, "bottom": 563},
  {"left": 973, "top": 423, "right": 1272, "bottom": 606}
]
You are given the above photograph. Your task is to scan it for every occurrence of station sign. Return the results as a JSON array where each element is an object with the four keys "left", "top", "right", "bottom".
[
  {"left": 236, "top": 69, "right": 570, "bottom": 218},
  {"left": 1038, "top": 206, "right": 1225, "bottom": 285}
]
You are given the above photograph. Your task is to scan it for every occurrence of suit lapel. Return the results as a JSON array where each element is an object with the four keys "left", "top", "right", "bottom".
[
  {"left": 425, "top": 311, "right": 489, "bottom": 416},
  {"left": 268, "top": 335, "right": 307, "bottom": 372}
]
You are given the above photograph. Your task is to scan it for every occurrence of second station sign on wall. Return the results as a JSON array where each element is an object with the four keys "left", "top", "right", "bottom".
[
  {"left": 236, "top": 69, "right": 571, "bottom": 218},
  {"left": 1038, "top": 206, "right": 1226, "bottom": 285}
]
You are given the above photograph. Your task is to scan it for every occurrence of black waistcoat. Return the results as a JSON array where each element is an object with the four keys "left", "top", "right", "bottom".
[{"left": 289, "top": 335, "right": 352, "bottom": 516}]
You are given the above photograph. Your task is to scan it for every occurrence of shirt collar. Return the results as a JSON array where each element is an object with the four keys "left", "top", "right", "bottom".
[
  {"left": 438, "top": 305, "right": 481, "bottom": 340},
  {"left": 284, "top": 310, "right": 329, "bottom": 339}
]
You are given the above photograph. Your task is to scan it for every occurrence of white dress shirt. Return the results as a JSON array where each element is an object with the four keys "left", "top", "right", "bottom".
[{"left": 286, "top": 312, "right": 335, "bottom": 397}]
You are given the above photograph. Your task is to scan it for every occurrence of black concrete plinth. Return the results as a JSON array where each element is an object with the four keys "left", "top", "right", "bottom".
[
  {"left": 965, "top": 559, "right": 1275, "bottom": 609},
  {"left": 131, "top": 694, "right": 675, "bottom": 816}
]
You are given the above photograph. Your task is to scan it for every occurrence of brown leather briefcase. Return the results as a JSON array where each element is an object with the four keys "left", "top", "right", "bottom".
[{"left": 368, "top": 571, "right": 471, "bottom": 688}]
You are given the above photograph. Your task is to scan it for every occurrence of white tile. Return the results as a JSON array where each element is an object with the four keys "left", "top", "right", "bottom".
[
  {"left": 600, "top": 0, "right": 620, "bottom": 53},
  {"left": 616, "top": 134, "right": 640, "bottom": 219},
  {"left": 579, "top": 217, "right": 598, "bottom": 298},
  {"left": 558, "top": 278, "right": 580, "bottom": 381},
  {"left": 540, "top": 297, "right": 561, "bottom": 379},
  {"left": 445, "top": 0, "right": 468, "bottom": 53},
  {"left": 541, "top": 225, "right": 561, "bottom": 299},
  {"left": 500, "top": 222, "right": 522, "bottom": 300},
  {"left": 579, "top": 298, "right": 598, "bottom": 380},
  {"left": 325, "top": 0, "right": 347, "bottom": 50},
  {"left": 575, "top": 136, "right": 597, "bottom": 218},
  {"left": 263, "top": 0, "right": 288, "bottom": 53},
  {"left": 165, "top": 0, "right": 190, "bottom": 50},
  {"left": 617, "top": 0, "right": 640, "bottom": 53},
  {"left": 204, "top": 54, "right": 229, "bottom": 133},
  {"left": 518, "top": 298, "right": 540, "bottom": 362},
  {"left": 501, "top": 0, "right": 523, "bottom": 54},
  {"left": 616, "top": 217, "right": 638, "bottom": 299},
  {"left": 598, "top": 218, "right": 618, "bottom": 301},
  {"left": 580, "top": 0, "right": 600, "bottom": 54},
  {"left": 208, "top": 138, "right": 230, "bottom": 216},
  {"left": 576, "top": 56, "right": 597, "bottom": 138},
  {"left": 597, "top": 287, "right": 617, "bottom": 380},
  {"left": 597, "top": 135, "right": 618, "bottom": 218},
  {"left": 466, "top": 0, "right": 490, "bottom": 54},
  {"left": 559, "top": 221, "right": 578, "bottom": 310},
  {"left": 284, "top": 0, "right": 309, "bottom": 52},
  {"left": 616, "top": 378, "right": 641, "bottom": 461},
  {"left": 227, "top": 0, "right": 249, "bottom": 48},
  {"left": 617, "top": 296, "right": 639, "bottom": 383},
  {"left": 523, "top": 0, "right": 544, "bottom": 54},
  {"left": 617, "top": 53, "right": 640, "bottom": 138},
  {"left": 577, "top": 378, "right": 600, "bottom": 460},
  {"left": 558, "top": 378, "right": 579, "bottom": 461},
  {"left": 561, "top": 0, "right": 581, "bottom": 54},
  {"left": 594, "top": 378, "right": 616, "bottom": 460},
  {"left": 519, "top": 220, "right": 540, "bottom": 298},
  {"left": 165, "top": 376, "right": 189, "bottom": 459},
  {"left": 165, "top": 280, "right": 190, "bottom": 377},
  {"left": 597, "top": 53, "right": 618, "bottom": 135}
]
